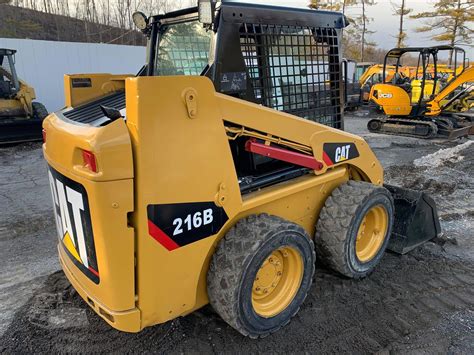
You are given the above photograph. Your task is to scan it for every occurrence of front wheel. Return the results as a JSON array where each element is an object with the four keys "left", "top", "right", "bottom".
[
  {"left": 32, "top": 102, "right": 48, "bottom": 120},
  {"left": 207, "top": 214, "right": 315, "bottom": 338},
  {"left": 315, "top": 181, "right": 394, "bottom": 279}
]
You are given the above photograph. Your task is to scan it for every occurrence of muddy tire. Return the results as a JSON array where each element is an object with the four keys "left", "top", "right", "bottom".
[
  {"left": 207, "top": 214, "right": 315, "bottom": 338},
  {"left": 32, "top": 102, "right": 48, "bottom": 120},
  {"left": 315, "top": 181, "right": 394, "bottom": 279}
]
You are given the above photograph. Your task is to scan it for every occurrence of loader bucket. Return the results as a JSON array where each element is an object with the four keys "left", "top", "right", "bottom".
[{"left": 384, "top": 184, "right": 441, "bottom": 254}]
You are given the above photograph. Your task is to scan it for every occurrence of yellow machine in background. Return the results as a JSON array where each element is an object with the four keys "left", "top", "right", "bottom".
[
  {"left": 0, "top": 48, "right": 48, "bottom": 143},
  {"left": 368, "top": 46, "right": 473, "bottom": 138},
  {"left": 42, "top": 2, "right": 441, "bottom": 338}
]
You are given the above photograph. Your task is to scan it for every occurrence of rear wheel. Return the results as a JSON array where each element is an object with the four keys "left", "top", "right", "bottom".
[
  {"left": 32, "top": 102, "right": 48, "bottom": 120},
  {"left": 208, "top": 214, "right": 315, "bottom": 338},
  {"left": 315, "top": 181, "right": 394, "bottom": 278}
]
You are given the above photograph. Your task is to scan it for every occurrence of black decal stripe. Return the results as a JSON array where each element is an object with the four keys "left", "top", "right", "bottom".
[{"left": 147, "top": 202, "right": 229, "bottom": 249}]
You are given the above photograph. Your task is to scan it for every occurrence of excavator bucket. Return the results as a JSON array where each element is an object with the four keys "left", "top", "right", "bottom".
[{"left": 385, "top": 184, "right": 441, "bottom": 254}]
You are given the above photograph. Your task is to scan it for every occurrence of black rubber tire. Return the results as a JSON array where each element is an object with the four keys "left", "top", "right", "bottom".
[
  {"left": 315, "top": 181, "right": 394, "bottom": 279},
  {"left": 207, "top": 214, "right": 315, "bottom": 338},
  {"left": 32, "top": 102, "right": 49, "bottom": 120}
]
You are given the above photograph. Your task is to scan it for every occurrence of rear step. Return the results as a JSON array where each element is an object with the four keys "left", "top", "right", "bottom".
[{"left": 385, "top": 184, "right": 441, "bottom": 254}]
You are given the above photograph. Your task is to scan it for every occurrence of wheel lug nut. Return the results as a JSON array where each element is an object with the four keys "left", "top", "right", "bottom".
[
  {"left": 263, "top": 289, "right": 268, "bottom": 294},
  {"left": 277, "top": 271, "right": 282, "bottom": 276},
  {"left": 256, "top": 287, "right": 260, "bottom": 291}
]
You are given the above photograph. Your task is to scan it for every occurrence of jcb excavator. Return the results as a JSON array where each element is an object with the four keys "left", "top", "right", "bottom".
[
  {"left": 368, "top": 46, "right": 473, "bottom": 139},
  {"left": 42, "top": 1, "right": 440, "bottom": 338},
  {"left": 0, "top": 48, "right": 48, "bottom": 143}
]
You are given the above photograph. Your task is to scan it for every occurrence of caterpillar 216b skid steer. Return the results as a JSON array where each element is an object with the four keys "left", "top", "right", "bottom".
[{"left": 42, "top": 2, "right": 440, "bottom": 338}]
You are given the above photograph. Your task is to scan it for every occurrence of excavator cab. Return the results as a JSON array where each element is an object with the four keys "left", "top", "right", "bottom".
[{"left": 368, "top": 46, "right": 472, "bottom": 138}]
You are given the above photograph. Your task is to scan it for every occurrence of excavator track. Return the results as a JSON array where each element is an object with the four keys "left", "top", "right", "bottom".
[{"left": 367, "top": 117, "right": 438, "bottom": 139}]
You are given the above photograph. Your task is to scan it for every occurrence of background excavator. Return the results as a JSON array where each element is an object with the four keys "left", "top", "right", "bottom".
[
  {"left": 0, "top": 48, "right": 48, "bottom": 144},
  {"left": 368, "top": 46, "right": 473, "bottom": 139}
]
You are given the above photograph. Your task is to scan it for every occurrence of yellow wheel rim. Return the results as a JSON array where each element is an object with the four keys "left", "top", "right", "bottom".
[
  {"left": 356, "top": 205, "right": 389, "bottom": 262},
  {"left": 251, "top": 246, "right": 303, "bottom": 318}
]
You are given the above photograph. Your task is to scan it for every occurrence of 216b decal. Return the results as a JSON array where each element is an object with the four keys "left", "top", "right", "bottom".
[
  {"left": 148, "top": 202, "right": 228, "bottom": 251},
  {"left": 172, "top": 209, "right": 214, "bottom": 236}
]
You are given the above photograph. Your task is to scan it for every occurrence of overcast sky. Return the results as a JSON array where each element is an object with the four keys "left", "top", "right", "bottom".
[{"left": 231, "top": 0, "right": 474, "bottom": 60}]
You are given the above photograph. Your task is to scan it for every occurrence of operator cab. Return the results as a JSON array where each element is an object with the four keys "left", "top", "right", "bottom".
[
  {"left": 0, "top": 49, "right": 19, "bottom": 99},
  {"left": 135, "top": 1, "right": 348, "bottom": 192}
]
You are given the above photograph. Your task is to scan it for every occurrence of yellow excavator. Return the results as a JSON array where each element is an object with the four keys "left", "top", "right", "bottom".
[
  {"left": 42, "top": 2, "right": 441, "bottom": 338},
  {"left": 0, "top": 48, "right": 48, "bottom": 143},
  {"left": 368, "top": 46, "right": 473, "bottom": 139}
]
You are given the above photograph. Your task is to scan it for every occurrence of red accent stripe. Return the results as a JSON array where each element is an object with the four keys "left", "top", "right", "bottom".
[
  {"left": 148, "top": 220, "right": 180, "bottom": 251},
  {"left": 245, "top": 139, "right": 323, "bottom": 171},
  {"left": 88, "top": 266, "right": 99, "bottom": 277},
  {"left": 322, "top": 151, "right": 333, "bottom": 166}
]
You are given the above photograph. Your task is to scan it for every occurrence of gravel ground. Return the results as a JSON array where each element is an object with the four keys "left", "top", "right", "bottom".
[{"left": 1, "top": 112, "right": 473, "bottom": 353}]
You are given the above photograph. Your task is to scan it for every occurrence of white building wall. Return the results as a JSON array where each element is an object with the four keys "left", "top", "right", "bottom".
[{"left": 0, "top": 38, "right": 145, "bottom": 112}]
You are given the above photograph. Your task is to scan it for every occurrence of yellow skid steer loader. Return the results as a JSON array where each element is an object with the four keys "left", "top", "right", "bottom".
[
  {"left": 0, "top": 49, "right": 48, "bottom": 143},
  {"left": 42, "top": 2, "right": 440, "bottom": 338}
]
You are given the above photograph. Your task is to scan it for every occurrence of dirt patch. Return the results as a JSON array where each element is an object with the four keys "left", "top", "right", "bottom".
[
  {"left": 0, "top": 216, "right": 55, "bottom": 242},
  {"left": 1, "top": 244, "right": 473, "bottom": 354},
  {"left": 1, "top": 131, "right": 473, "bottom": 353}
]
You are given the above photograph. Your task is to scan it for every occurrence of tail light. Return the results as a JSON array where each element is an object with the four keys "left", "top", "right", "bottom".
[{"left": 82, "top": 150, "right": 97, "bottom": 172}]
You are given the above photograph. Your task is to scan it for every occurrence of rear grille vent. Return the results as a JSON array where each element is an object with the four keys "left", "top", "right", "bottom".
[{"left": 62, "top": 91, "right": 125, "bottom": 126}]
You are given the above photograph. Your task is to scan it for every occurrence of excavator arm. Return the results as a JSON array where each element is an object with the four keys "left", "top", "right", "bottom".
[{"left": 427, "top": 66, "right": 474, "bottom": 116}]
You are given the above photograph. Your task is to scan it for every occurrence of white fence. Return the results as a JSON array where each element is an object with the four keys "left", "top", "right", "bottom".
[{"left": 0, "top": 38, "right": 146, "bottom": 112}]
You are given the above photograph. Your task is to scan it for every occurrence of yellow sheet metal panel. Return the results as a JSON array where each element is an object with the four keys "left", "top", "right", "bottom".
[
  {"left": 60, "top": 252, "right": 141, "bottom": 332},
  {"left": 43, "top": 116, "right": 133, "bottom": 182},
  {"left": 43, "top": 115, "right": 135, "bottom": 312},
  {"left": 125, "top": 76, "right": 243, "bottom": 326},
  {"left": 64, "top": 74, "right": 130, "bottom": 108},
  {"left": 369, "top": 84, "right": 412, "bottom": 116},
  {"left": 51, "top": 168, "right": 135, "bottom": 311}
]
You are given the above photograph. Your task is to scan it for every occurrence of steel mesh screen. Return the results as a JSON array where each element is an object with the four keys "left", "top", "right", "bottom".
[
  {"left": 240, "top": 23, "right": 342, "bottom": 128},
  {"left": 155, "top": 21, "right": 211, "bottom": 76}
]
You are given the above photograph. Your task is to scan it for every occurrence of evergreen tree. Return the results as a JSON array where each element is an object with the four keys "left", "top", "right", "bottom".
[
  {"left": 392, "top": 0, "right": 412, "bottom": 48},
  {"left": 411, "top": 0, "right": 473, "bottom": 65}
]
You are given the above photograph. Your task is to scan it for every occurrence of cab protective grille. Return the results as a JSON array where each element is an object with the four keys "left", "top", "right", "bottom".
[{"left": 239, "top": 24, "right": 342, "bottom": 129}]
